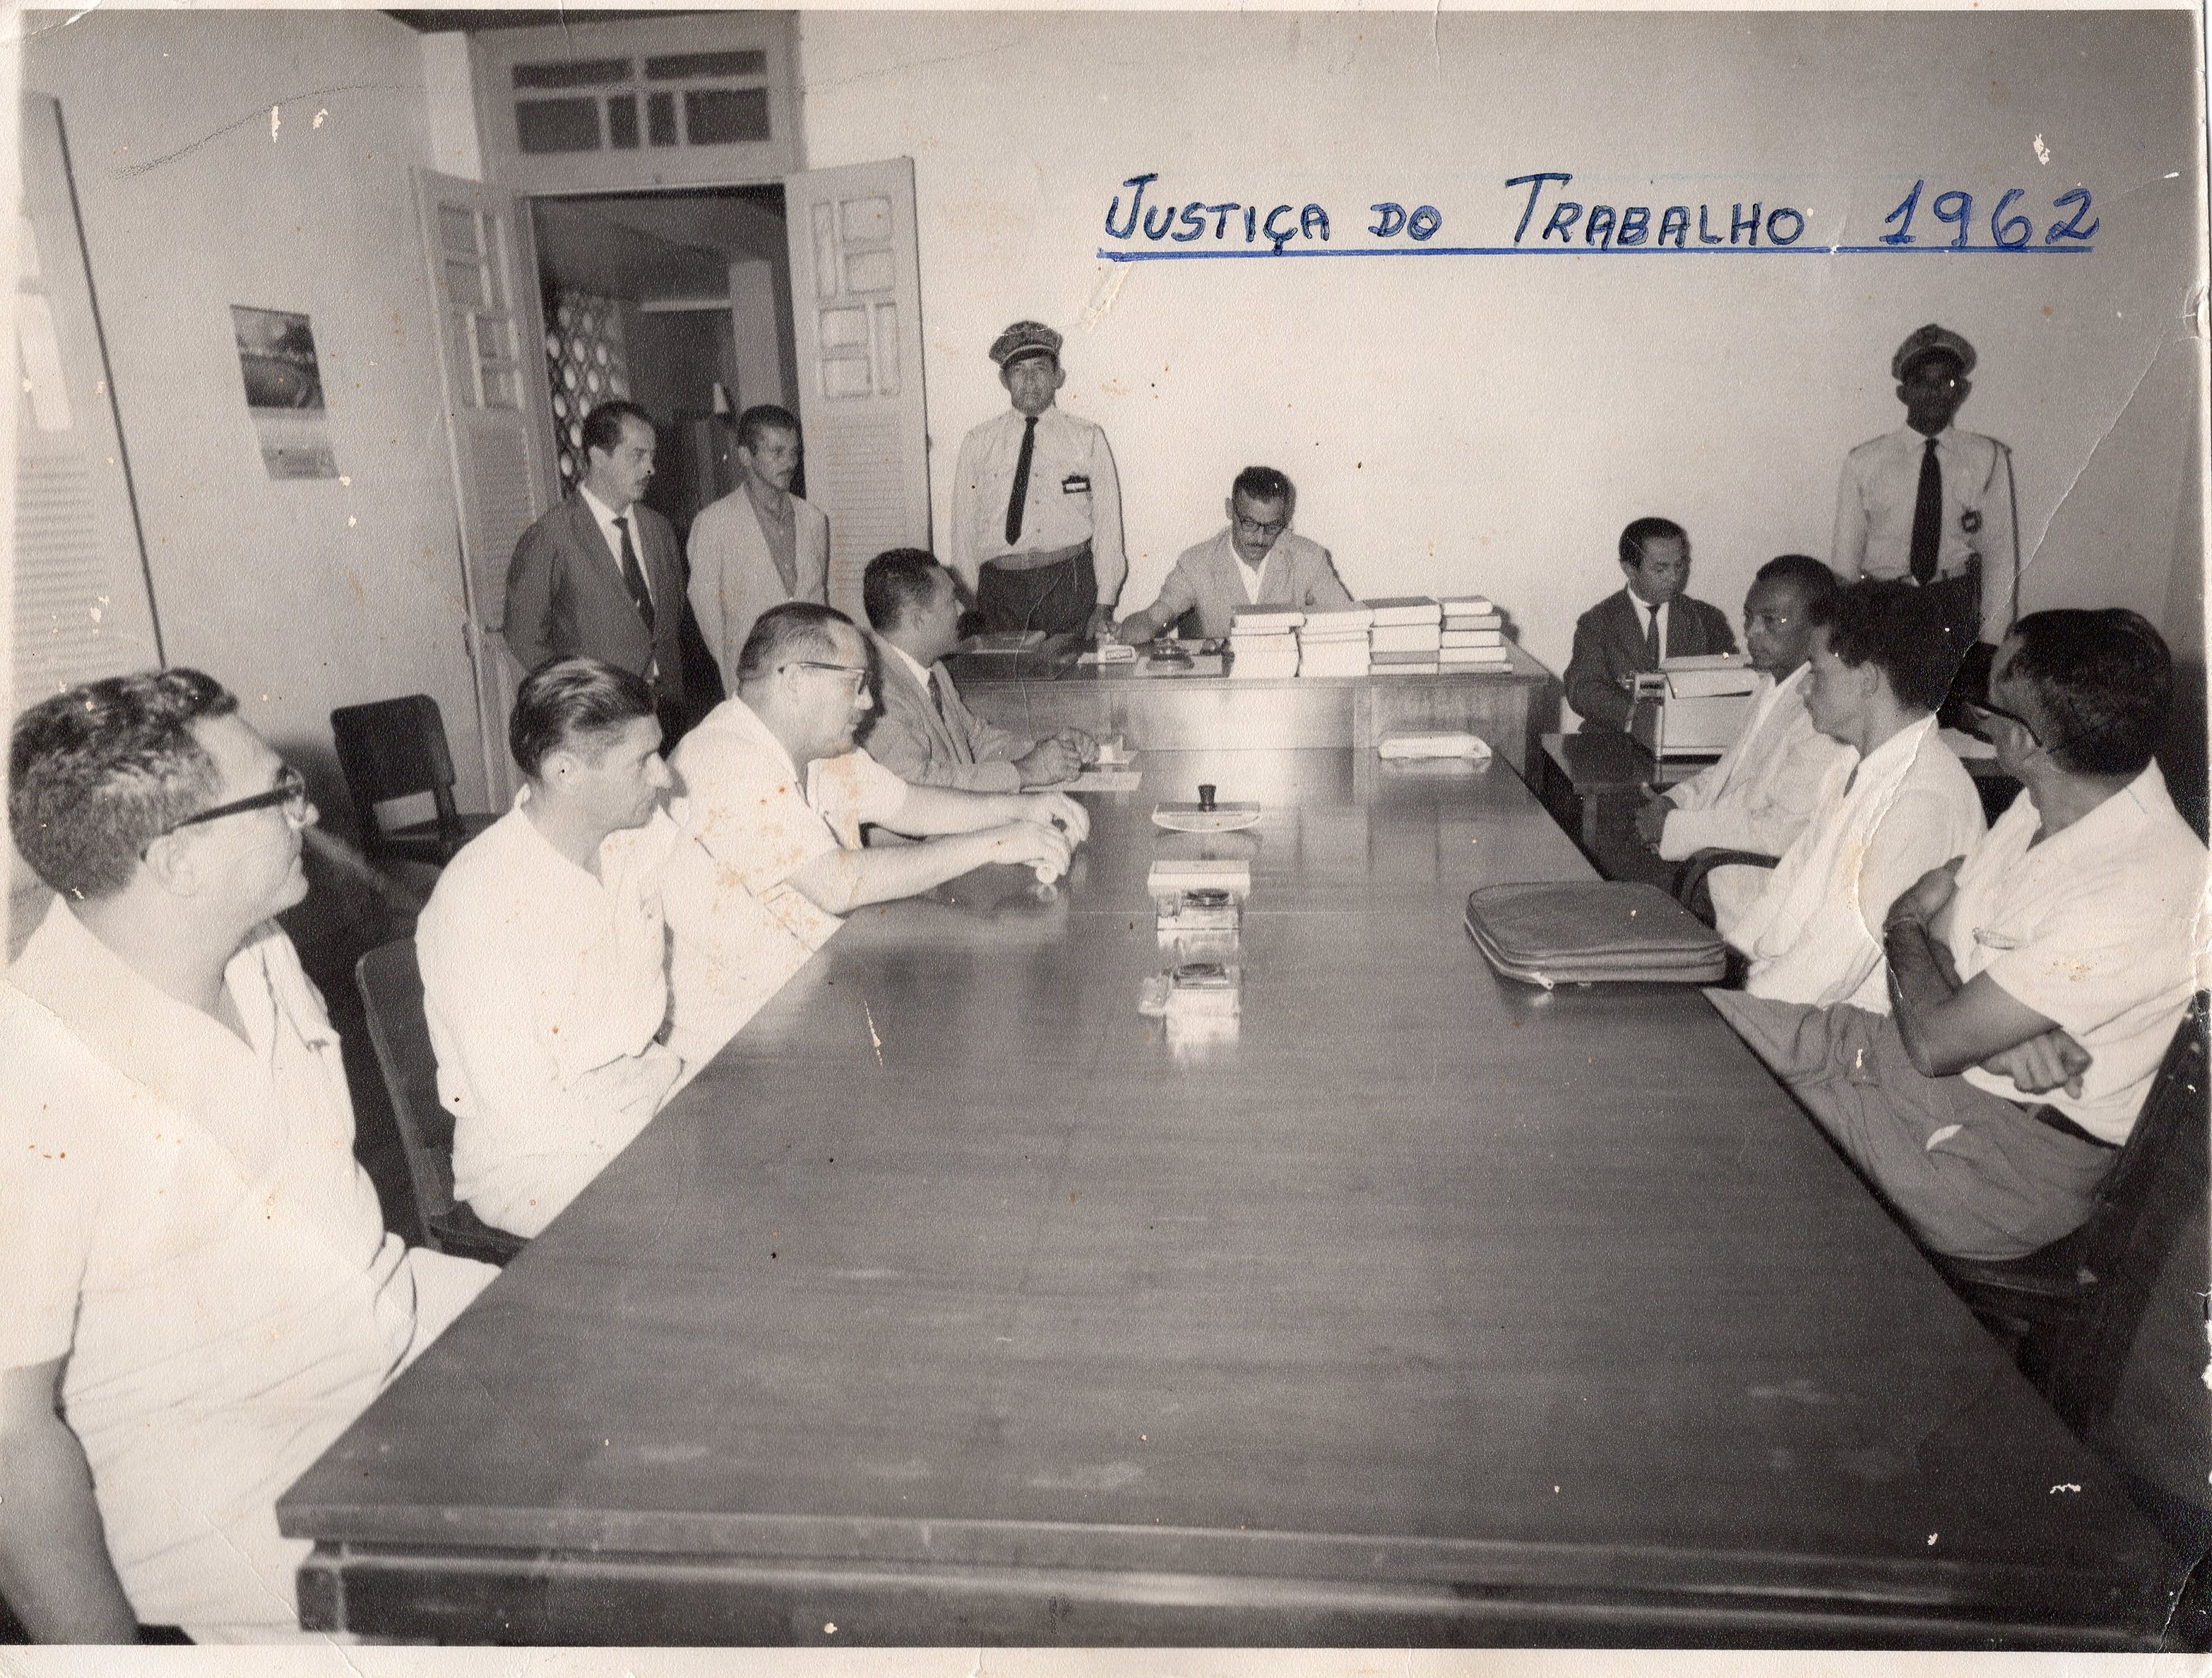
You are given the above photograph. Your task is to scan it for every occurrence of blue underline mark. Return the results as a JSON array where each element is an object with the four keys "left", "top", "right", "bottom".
[{"left": 1097, "top": 243, "right": 2094, "bottom": 262}]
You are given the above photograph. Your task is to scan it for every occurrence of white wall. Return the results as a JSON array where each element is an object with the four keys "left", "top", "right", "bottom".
[
  {"left": 22, "top": 10, "right": 490, "bottom": 805},
  {"left": 794, "top": 11, "right": 2204, "bottom": 683}
]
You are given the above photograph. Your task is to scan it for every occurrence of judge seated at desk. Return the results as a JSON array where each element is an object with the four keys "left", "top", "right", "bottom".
[
  {"left": 1564, "top": 515, "right": 1736, "bottom": 731},
  {"left": 1113, "top": 466, "right": 1352, "bottom": 643}
]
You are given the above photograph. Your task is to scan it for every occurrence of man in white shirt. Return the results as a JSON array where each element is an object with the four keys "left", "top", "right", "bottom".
[
  {"left": 1113, "top": 466, "right": 1354, "bottom": 643},
  {"left": 1831, "top": 323, "right": 2019, "bottom": 651},
  {"left": 687, "top": 404, "right": 831, "bottom": 697},
  {"left": 1634, "top": 554, "right": 1853, "bottom": 926},
  {"left": 862, "top": 547, "right": 1094, "bottom": 791},
  {"left": 0, "top": 670, "right": 493, "bottom": 1641},
  {"left": 661, "top": 603, "right": 1088, "bottom": 1052},
  {"left": 1726, "top": 580, "right": 1985, "bottom": 1010},
  {"left": 947, "top": 321, "right": 1125, "bottom": 639},
  {"left": 1711, "top": 609, "right": 2205, "bottom": 1260},
  {"left": 417, "top": 657, "right": 684, "bottom": 1240}
]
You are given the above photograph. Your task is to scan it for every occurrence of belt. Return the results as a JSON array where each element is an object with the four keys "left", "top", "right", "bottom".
[
  {"left": 2014, "top": 1099, "right": 2120, "bottom": 1152},
  {"left": 983, "top": 539, "right": 1091, "bottom": 575}
]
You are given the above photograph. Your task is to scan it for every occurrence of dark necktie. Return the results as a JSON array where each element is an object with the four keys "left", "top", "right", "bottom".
[
  {"left": 1644, "top": 603, "right": 1662, "bottom": 662},
  {"left": 612, "top": 515, "right": 655, "bottom": 627},
  {"left": 1004, "top": 416, "right": 1038, "bottom": 545},
  {"left": 1908, "top": 438, "right": 1943, "bottom": 584}
]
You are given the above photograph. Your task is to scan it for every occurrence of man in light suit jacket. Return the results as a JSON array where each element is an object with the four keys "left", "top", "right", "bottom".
[
  {"left": 1113, "top": 466, "right": 1354, "bottom": 643},
  {"left": 859, "top": 547, "right": 1093, "bottom": 790},
  {"left": 505, "top": 399, "right": 688, "bottom": 736},
  {"left": 687, "top": 404, "right": 831, "bottom": 696},
  {"left": 1563, "top": 515, "right": 1738, "bottom": 731}
]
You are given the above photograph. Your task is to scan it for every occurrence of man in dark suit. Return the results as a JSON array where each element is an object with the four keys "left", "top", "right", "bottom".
[
  {"left": 1564, "top": 515, "right": 1738, "bottom": 730},
  {"left": 504, "top": 400, "right": 688, "bottom": 742}
]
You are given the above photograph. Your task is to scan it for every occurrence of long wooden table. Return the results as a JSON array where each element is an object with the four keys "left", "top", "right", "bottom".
[
  {"left": 281, "top": 747, "right": 2182, "bottom": 1646},
  {"left": 949, "top": 642, "right": 1559, "bottom": 775}
]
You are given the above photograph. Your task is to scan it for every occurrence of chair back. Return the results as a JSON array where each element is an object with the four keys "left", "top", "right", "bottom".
[
  {"left": 355, "top": 937, "right": 460, "bottom": 1227},
  {"left": 331, "top": 695, "right": 466, "bottom": 853}
]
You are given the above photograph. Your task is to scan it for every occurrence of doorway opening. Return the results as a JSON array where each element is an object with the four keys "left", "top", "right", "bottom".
[{"left": 529, "top": 185, "right": 799, "bottom": 549}]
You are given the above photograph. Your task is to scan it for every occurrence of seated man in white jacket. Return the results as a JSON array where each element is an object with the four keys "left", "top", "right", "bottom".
[
  {"left": 1634, "top": 554, "right": 1853, "bottom": 926},
  {"left": 417, "top": 657, "right": 685, "bottom": 1239},
  {"left": 1726, "top": 580, "right": 1986, "bottom": 1010}
]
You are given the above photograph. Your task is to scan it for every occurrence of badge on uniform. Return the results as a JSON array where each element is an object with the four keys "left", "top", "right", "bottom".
[
  {"left": 1062, "top": 473, "right": 1091, "bottom": 494},
  {"left": 1961, "top": 508, "right": 1983, "bottom": 534}
]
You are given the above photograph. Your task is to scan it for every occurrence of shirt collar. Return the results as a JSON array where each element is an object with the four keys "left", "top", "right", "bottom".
[
  {"left": 1857, "top": 711, "right": 1940, "bottom": 782},
  {"left": 712, "top": 696, "right": 804, "bottom": 785},
  {"left": 579, "top": 483, "right": 628, "bottom": 526},
  {"left": 2008, "top": 760, "right": 2181, "bottom": 853},
  {"left": 880, "top": 638, "right": 935, "bottom": 692},
  {"left": 1898, "top": 423, "right": 1958, "bottom": 450}
]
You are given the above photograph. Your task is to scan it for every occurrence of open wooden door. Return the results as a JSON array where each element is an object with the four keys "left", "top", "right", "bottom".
[
  {"left": 10, "top": 95, "right": 163, "bottom": 950},
  {"left": 783, "top": 159, "right": 930, "bottom": 619},
  {"left": 413, "top": 167, "right": 560, "bottom": 806}
]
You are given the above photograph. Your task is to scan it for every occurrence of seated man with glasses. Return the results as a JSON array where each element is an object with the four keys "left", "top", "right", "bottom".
[
  {"left": 1633, "top": 554, "right": 1853, "bottom": 926},
  {"left": 1112, "top": 465, "right": 1353, "bottom": 643},
  {"left": 416, "top": 657, "right": 686, "bottom": 1240},
  {"left": 661, "top": 603, "right": 1088, "bottom": 1056},
  {"left": 0, "top": 670, "right": 494, "bottom": 1641},
  {"left": 1710, "top": 608, "right": 2204, "bottom": 1260}
]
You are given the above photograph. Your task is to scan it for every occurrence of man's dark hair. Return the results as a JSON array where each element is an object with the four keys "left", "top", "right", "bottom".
[
  {"left": 1619, "top": 517, "right": 1689, "bottom": 569},
  {"left": 1230, "top": 466, "right": 1295, "bottom": 510},
  {"left": 1810, "top": 580, "right": 1955, "bottom": 713},
  {"left": 736, "top": 404, "right": 801, "bottom": 454},
  {"left": 1754, "top": 553, "right": 1840, "bottom": 612},
  {"left": 737, "top": 601, "right": 856, "bottom": 688},
  {"left": 2001, "top": 608, "right": 2173, "bottom": 777},
  {"left": 510, "top": 657, "right": 656, "bottom": 779},
  {"left": 8, "top": 668, "right": 238, "bottom": 899},
  {"left": 580, "top": 399, "right": 656, "bottom": 458},
  {"left": 863, "top": 547, "right": 948, "bottom": 635}
]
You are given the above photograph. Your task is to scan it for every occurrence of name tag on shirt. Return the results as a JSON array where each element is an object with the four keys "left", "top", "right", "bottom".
[{"left": 1062, "top": 474, "right": 1091, "bottom": 495}]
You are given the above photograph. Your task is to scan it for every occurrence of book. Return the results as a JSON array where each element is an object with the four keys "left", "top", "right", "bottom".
[
  {"left": 1229, "top": 607, "right": 1306, "bottom": 631},
  {"left": 1370, "top": 624, "right": 1444, "bottom": 654},
  {"left": 1364, "top": 595, "right": 1443, "bottom": 627},
  {"left": 1300, "top": 604, "right": 1374, "bottom": 630},
  {"left": 1439, "top": 629, "right": 1504, "bottom": 647}
]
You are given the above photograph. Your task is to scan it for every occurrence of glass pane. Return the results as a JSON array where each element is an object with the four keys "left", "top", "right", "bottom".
[
  {"left": 840, "top": 196, "right": 893, "bottom": 245},
  {"left": 845, "top": 249, "right": 894, "bottom": 295},
  {"left": 811, "top": 203, "right": 838, "bottom": 301},
  {"left": 438, "top": 205, "right": 480, "bottom": 259},
  {"left": 647, "top": 92, "right": 677, "bottom": 147},
  {"left": 513, "top": 58, "right": 631, "bottom": 90},
  {"left": 607, "top": 95, "right": 639, "bottom": 150},
  {"left": 821, "top": 356, "right": 872, "bottom": 399},
  {"left": 872, "top": 302, "right": 899, "bottom": 397},
  {"left": 475, "top": 315, "right": 516, "bottom": 361},
  {"left": 818, "top": 306, "right": 868, "bottom": 349},
  {"left": 644, "top": 50, "right": 765, "bottom": 79},
  {"left": 478, "top": 365, "right": 519, "bottom": 409},
  {"left": 515, "top": 98, "right": 603, "bottom": 155},
  {"left": 446, "top": 315, "right": 477, "bottom": 397},
  {"left": 682, "top": 87, "right": 770, "bottom": 145},
  {"left": 443, "top": 259, "right": 486, "bottom": 310}
]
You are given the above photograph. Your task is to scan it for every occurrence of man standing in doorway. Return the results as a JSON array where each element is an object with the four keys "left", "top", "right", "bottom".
[
  {"left": 948, "top": 321, "right": 1125, "bottom": 640},
  {"left": 687, "top": 403, "right": 831, "bottom": 697},
  {"left": 505, "top": 397, "right": 690, "bottom": 743},
  {"left": 1831, "top": 323, "right": 2020, "bottom": 658}
]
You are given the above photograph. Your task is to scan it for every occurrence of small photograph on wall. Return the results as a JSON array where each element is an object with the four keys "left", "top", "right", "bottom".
[{"left": 231, "top": 305, "right": 338, "bottom": 479}]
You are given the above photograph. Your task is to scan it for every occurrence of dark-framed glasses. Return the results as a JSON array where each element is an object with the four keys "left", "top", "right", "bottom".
[
  {"left": 1960, "top": 696, "right": 2044, "bottom": 748},
  {"left": 784, "top": 660, "right": 870, "bottom": 697},
  {"left": 159, "top": 764, "right": 311, "bottom": 840},
  {"left": 1233, "top": 515, "right": 1288, "bottom": 543}
]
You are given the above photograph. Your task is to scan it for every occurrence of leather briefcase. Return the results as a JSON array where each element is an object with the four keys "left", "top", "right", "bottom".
[{"left": 1463, "top": 881, "right": 1728, "bottom": 988}]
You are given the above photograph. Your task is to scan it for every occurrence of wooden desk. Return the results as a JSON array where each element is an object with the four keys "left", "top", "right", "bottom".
[
  {"left": 949, "top": 642, "right": 1559, "bottom": 776},
  {"left": 281, "top": 748, "right": 2180, "bottom": 1646}
]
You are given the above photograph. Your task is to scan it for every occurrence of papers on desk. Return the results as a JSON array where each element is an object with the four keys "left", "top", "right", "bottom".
[
  {"left": 1064, "top": 767, "right": 1141, "bottom": 793},
  {"left": 1378, "top": 732, "right": 1493, "bottom": 762},
  {"left": 1297, "top": 606, "right": 1373, "bottom": 678},
  {"left": 1228, "top": 611, "right": 1302, "bottom": 680}
]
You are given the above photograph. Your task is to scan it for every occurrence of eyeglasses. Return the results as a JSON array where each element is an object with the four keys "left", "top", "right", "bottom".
[
  {"left": 1960, "top": 696, "right": 2044, "bottom": 748},
  {"left": 1233, "top": 515, "right": 1288, "bottom": 542},
  {"left": 784, "top": 660, "right": 870, "bottom": 697},
  {"left": 159, "top": 764, "right": 311, "bottom": 840}
]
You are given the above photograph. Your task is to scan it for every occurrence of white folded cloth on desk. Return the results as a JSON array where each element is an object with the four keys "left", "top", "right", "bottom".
[{"left": 1377, "top": 732, "right": 1492, "bottom": 761}]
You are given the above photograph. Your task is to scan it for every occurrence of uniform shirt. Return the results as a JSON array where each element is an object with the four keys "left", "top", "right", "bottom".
[
  {"left": 1948, "top": 764, "right": 2207, "bottom": 1143},
  {"left": 1659, "top": 664, "right": 1853, "bottom": 861},
  {"left": 1831, "top": 424, "right": 2019, "bottom": 637},
  {"left": 661, "top": 698, "right": 913, "bottom": 1063},
  {"left": 1731, "top": 715, "right": 1986, "bottom": 1011},
  {"left": 416, "top": 798, "right": 686, "bottom": 1239},
  {"left": 0, "top": 902, "right": 490, "bottom": 1634},
  {"left": 947, "top": 405, "right": 1126, "bottom": 607}
]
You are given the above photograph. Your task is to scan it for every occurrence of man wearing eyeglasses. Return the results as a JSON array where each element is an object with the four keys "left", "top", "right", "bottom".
[
  {"left": 1831, "top": 323, "right": 2020, "bottom": 653},
  {"left": 1112, "top": 466, "right": 1353, "bottom": 644},
  {"left": 1709, "top": 609, "right": 2204, "bottom": 1260},
  {"left": 0, "top": 671, "right": 494, "bottom": 1641},
  {"left": 660, "top": 603, "right": 1088, "bottom": 1056}
]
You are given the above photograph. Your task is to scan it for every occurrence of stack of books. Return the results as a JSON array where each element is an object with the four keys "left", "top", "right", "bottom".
[
  {"left": 1227, "top": 607, "right": 1304, "bottom": 679},
  {"left": 1294, "top": 604, "right": 1373, "bottom": 677},
  {"left": 1439, "top": 595, "right": 1510, "bottom": 670},
  {"left": 1366, "top": 597, "right": 1443, "bottom": 675}
]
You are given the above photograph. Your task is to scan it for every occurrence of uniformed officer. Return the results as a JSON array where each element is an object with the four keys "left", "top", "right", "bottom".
[
  {"left": 1831, "top": 323, "right": 2020, "bottom": 651},
  {"left": 947, "top": 321, "right": 1125, "bottom": 639}
]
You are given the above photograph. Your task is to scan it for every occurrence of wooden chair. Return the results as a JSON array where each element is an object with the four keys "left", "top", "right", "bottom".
[
  {"left": 1670, "top": 847, "right": 1778, "bottom": 929},
  {"left": 354, "top": 938, "right": 527, "bottom": 1268},
  {"left": 1936, "top": 993, "right": 2209, "bottom": 1434},
  {"left": 330, "top": 696, "right": 494, "bottom": 866}
]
